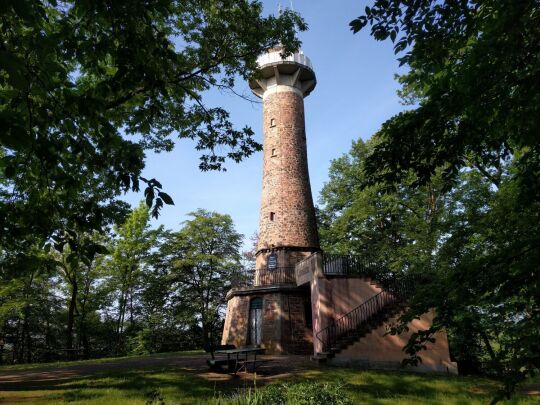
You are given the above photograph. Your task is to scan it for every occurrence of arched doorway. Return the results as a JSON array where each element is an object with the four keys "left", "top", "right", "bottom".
[{"left": 249, "top": 297, "right": 263, "bottom": 346}]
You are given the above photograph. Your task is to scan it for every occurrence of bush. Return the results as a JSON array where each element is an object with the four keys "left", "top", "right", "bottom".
[
  {"left": 266, "top": 381, "right": 353, "bottom": 405},
  {"left": 213, "top": 387, "right": 265, "bottom": 405},
  {"left": 215, "top": 381, "right": 353, "bottom": 405}
]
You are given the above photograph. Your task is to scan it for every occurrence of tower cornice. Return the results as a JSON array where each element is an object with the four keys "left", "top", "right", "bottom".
[{"left": 249, "top": 49, "right": 316, "bottom": 98}]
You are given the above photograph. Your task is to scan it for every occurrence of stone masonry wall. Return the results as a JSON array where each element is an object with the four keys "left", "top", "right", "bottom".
[
  {"left": 261, "top": 293, "right": 282, "bottom": 352},
  {"left": 258, "top": 86, "right": 319, "bottom": 252},
  {"left": 281, "top": 293, "right": 313, "bottom": 354},
  {"left": 221, "top": 295, "right": 249, "bottom": 348},
  {"left": 223, "top": 291, "right": 313, "bottom": 354},
  {"left": 334, "top": 311, "right": 457, "bottom": 374}
]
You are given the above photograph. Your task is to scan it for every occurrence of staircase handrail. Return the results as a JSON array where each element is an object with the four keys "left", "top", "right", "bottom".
[{"left": 315, "top": 273, "right": 416, "bottom": 354}]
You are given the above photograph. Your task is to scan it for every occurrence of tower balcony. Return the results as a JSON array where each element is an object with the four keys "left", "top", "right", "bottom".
[
  {"left": 249, "top": 47, "right": 316, "bottom": 98},
  {"left": 231, "top": 267, "right": 297, "bottom": 288}
]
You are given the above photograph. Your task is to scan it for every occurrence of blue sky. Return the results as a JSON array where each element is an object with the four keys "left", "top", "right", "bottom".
[{"left": 123, "top": 0, "right": 408, "bottom": 248}]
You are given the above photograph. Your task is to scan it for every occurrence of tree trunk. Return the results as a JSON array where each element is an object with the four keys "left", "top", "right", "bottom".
[
  {"left": 17, "top": 316, "right": 26, "bottom": 363},
  {"left": 129, "top": 287, "right": 134, "bottom": 325},
  {"left": 18, "top": 272, "right": 35, "bottom": 363},
  {"left": 45, "top": 316, "right": 51, "bottom": 362},
  {"left": 78, "top": 271, "right": 92, "bottom": 359},
  {"left": 66, "top": 275, "right": 78, "bottom": 360},
  {"left": 116, "top": 288, "right": 127, "bottom": 355},
  {"left": 479, "top": 329, "right": 497, "bottom": 362},
  {"left": 25, "top": 316, "right": 32, "bottom": 364}
]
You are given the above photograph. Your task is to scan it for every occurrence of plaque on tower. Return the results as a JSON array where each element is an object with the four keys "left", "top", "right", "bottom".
[{"left": 267, "top": 253, "right": 278, "bottom": 270}]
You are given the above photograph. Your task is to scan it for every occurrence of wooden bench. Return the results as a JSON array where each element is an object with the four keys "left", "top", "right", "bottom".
[{"left": 204, "top": 344, "right": 236, "bottom": 370}]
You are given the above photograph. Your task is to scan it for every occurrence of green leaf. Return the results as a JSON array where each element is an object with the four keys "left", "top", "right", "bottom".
[
  {"left": 158, "top": 191, "right": 174, "bottom": 205},
  {"left": 0, "top": 50, "right": 26, "bottom": 89},
  {"left": 145, "top": 187, "right": 154, "bottom": 208},
  {"left": 93, "top": 244, "right": 109, "bottom": 255}
]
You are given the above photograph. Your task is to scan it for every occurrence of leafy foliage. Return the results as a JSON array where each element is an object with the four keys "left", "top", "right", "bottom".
[
  {"left": 0, "top": 0, "right": 305, "bottom": 269},
  {"left": 0, "top": 0, "right": 304, "bottom": 365},
  {"left": 345, "top": 0, "right": 540, "bottom": 400},
  {"left": 351, "top": 0, "right": 539, "bottom": 192},
  {"left": 260, "top": 381, "right": 353, "bottom": 405},
  {"left": 107, "top": 203, "right": 161, "bottom": 354},
  {"left": 0, "top": 205, "right": 244, "bottom": 363},
  {"left": 162, "top": 209, "right": 243, "bottom": 346},
  {"left": 214, "top": 381, "right": 353, "bottom": 405},
  {"left": 318, "top": 139, "right": 448, "bottom": 272},
  {"left": 319, "top": 138, "right": 539, "bottom": 400}
]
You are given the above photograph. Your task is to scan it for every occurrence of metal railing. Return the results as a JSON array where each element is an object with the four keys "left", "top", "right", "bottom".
[
  {"left": 257, "top": 49, "right": 313, "bottom": 70},
  {"left": 322, "top": 253, "right": 388, "bottom": 278},
  {"left": 315, "top": 264, "right": 417, "bottom": 354},
  {"left": 231, "top": 267, "right": 297, "bottom": 288}
]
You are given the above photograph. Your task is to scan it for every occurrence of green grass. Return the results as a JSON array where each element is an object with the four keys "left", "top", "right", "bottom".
[
  {"left": 0, "top": 357, "right": 537, "bottom": 404},
  {"left": 0, "top": 350, "right": 204, "bottom": 372}
]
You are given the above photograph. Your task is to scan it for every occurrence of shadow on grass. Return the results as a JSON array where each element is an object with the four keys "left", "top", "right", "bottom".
[
  {"left": 0, "top": 365, "right": 257, "bottom": 403},
  {"left": 288, "top": 366, "right": 505, "bottom": 404},
  {"left": 1, "top": 360, "right": 531, "bottom": 404},
  {"left": 0, "top": 350, "right": 206, "bottom": 373}
]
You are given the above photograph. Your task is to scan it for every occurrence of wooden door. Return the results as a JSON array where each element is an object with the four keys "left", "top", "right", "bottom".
[{"left": 249, "top": 298, "right": 263, "bottom": 345}]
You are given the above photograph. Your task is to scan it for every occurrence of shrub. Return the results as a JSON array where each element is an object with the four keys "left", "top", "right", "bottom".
[
  {"left": 265, "top": 381, "right": 353, "bottom": 405},
  {"left": 215, "top": 381, "right": 353, "bottom": 405},
  {"left": 213, "top": 387, "right": 265, "bottom": 405}
]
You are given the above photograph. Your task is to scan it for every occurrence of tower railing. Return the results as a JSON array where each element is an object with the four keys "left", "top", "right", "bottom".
[
  {"left": 231, "top": 267, "right": 297, "bottom": 288},
  {"left": 322, "top": 253, "right": 388, "bottom": 279},
  {"left": 257, "top": 50, "right": 313, "bottom": 70}
]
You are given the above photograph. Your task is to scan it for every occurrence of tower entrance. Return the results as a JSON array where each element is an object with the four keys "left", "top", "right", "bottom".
[{"left": 248, "top": 298, "right": 263, "bottom": 345}]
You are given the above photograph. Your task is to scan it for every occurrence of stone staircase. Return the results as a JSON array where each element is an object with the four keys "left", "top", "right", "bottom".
[
  {"left": 312, "top": 300, "right": 406, "bottom": 362},
  {"left": 312, "top": 275, "right": 413, "bottom": 363}
]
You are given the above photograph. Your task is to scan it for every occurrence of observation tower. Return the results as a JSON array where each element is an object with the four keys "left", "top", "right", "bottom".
[{"left": 221, "top": 46, "right": 319, "bottom": 354}]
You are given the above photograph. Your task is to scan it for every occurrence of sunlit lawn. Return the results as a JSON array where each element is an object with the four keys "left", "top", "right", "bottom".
[{"left": 0, "top": 356, "right": 537, "bottom": 404}]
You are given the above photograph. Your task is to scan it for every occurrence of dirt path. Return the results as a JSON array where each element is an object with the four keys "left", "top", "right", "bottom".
[{"left": 0, "top": 354, "right": 313, "bottom": 390}]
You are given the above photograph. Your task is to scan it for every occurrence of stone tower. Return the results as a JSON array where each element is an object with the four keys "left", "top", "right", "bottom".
[
  {"left": 222, "top": 46, "right": 457, "bottom": 373},
  {"left": 221, "top": 47, "right": 319, "bottom": 354},
  {"left": 250, "top": 46, "right": 320, "bottom": 277}
]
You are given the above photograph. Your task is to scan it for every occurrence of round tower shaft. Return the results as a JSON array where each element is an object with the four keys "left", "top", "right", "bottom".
[{"left": 250, "top": 47, "right": 320, "bottom": 281}]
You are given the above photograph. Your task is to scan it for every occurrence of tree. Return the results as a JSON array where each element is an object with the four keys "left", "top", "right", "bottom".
[
  {"left": 108, "top": 202, "right": 160, "bottom": 353},
  {"left": 162, "top": 209, "right": 242, "bottom": 347},
  {"left": 0, "top": 244, "right": 61, "bottom": 363},
  {"left": 318, "top": 137, "right": 535, "bottom": 391},
  {"left": 351, "top": 0, "right": 539, "bottom": 194},
  {"left": 54, "top": 232, "right": 111, "bottom": 358},
  {"left": 350, "top": 1, "right": 539, "bottom": 400},
  {"left": 0, "top": 0, "right": 306, "bottom": 266},
  {"left": 0, "top": 0, "right": 306, "bottom": 362},
  {"left": 0, "top": 205, "right": 244, "bottom": 362},
  {"left": 318, "top": 139, "right": 449, "bottom": 272},
  {"left": 134, "top": 234, "right": 180, "bottom": 354}
]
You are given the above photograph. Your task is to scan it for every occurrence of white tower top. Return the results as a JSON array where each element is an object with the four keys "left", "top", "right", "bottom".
[{"left": 249, "top": 45, "right": 316, "bottom": 98}]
